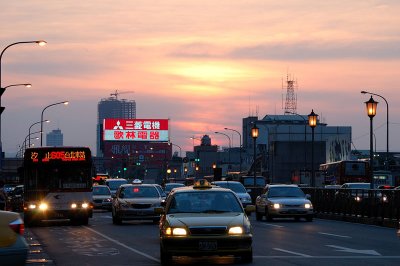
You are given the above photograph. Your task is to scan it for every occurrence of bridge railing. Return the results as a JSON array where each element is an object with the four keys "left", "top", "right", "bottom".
[{"left": 302, "top": 188, "right": 400, "bottom": 226}]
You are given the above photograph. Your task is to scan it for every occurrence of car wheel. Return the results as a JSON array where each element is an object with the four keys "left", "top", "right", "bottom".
[
  {"left": 255, "top": 207, "right": 262, "bottom": 221},
  {"left": 240, "top": 248, "right": 253, "bottom": 263},
  {"left": 306, "top": 215, "right": 313, "bottom": 222},
  {"left": 265, "top": 207, "right": 273, "bottom": 222},
  {"left": 160, "top": 245, "right": 172, "bottom": 266}
]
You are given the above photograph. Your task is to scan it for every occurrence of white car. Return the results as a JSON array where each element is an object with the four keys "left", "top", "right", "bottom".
[{"left": 212, "top": 181, "right": 253, "bottom": 208}]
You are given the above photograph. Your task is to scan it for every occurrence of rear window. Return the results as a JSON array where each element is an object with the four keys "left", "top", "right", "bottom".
[
  {"left": 106, "top": 180, "right": 127, "bottom": 190},
  {"left": 93, "top": 186, "right": 111, "bottom": 195},
  {"left": 119, "top": 186, "right": 159, "bottom": 198}
]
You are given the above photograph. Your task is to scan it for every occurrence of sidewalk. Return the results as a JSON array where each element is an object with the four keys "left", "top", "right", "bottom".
[{"left": 24, "top": 228, "right": 55, "bottom": 265}]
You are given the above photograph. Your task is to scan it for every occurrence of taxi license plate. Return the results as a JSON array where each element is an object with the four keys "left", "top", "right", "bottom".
[{"left": 199, "top": 241, "right": 217, "bottom": 251}]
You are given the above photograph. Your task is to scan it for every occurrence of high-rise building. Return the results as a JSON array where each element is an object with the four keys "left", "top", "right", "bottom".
[
  {"left": 96, "top": 96, "right": 136, "bottom": 156},
  {"left": 46, "top": 129, "right": 63, "bottom": 147}
]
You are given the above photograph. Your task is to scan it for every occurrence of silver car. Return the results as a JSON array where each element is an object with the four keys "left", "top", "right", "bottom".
[
  {"left": 112, "top": 184, "right": 163, "bottom": 224},
  {"left": 212, "top": 181, "right": 253, "bottom": 207},
  {"left": 255, "top": 184, "right": 314, "bottom": 222},
  {"left": 92, "top": 185, "right": 112, "bottom": 210}
]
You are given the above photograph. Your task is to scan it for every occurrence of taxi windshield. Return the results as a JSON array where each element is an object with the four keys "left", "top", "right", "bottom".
[
  {"left": 268, "top": 187, "right": 305, "bottom": 198},
  {"left": 167, "top": 191, "right": 242, "bottom": 214}
]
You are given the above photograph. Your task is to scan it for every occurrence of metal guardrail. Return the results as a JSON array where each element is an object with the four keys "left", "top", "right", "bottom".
[{"left": 302, "top": 188, "right": 400, "bottom": 226}]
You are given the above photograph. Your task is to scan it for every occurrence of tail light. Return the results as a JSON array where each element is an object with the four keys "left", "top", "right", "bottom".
[{"left": 9, "top": 218, "right": 25, "bottom": 235}]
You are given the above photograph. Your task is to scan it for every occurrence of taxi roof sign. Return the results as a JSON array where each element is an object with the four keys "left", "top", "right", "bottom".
[{"left": 193, "top": 179, "right": 212, "bottom": 189}]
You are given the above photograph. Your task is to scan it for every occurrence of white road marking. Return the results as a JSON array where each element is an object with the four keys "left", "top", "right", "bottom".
[
  {"left": 254, "top": 255, "right": 400, "bottom": 259},
  {"left": 326, "top": 245, "right": 381, "bottom": 256},
  {"left": 256, "top": 223, "right": 284, "bottom": 228},
  {"left": 85, "top": 226, "right": 159, "bottom": 263},
  {"left": 318, "top": 232, "right": 351, "bottom": 238},
  {"left": 273, "top": 248, "right": 312, "bottom": 257}
]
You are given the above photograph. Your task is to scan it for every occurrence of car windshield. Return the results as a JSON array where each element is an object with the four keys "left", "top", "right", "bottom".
[
  {"left": 120, "top": 186, "right": 159, "bottom": 198},
  {"left": 214, "top": 182, "right": 247, "bottom": 193},
  {"left": 167, "top": 191, "right": 242, "bottom": 214},
  {"left": 155, "top": 186, "right": 166, "bottom": 197},
  {"left": 268, "top": 187, "right": 305, "bottom": 198},
  {"left": 93, "top": 186, "right": 111, "bottom": 195},
  {"left": 106, "top": 180, "right": 127, "bottom": 190}
]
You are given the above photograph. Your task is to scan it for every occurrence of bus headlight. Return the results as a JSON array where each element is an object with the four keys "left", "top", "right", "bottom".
[
  {"left": 71, "top": 203, "right": 77, "bottom": 209},
  {"left": 39, "top": 203, "right": 48, "bottom": 210},
  {"left": 82, "top": 203, "right": 89, "bottom": 209},
  {"left": 28, "top": 204, "right": 37, "bottom": 209}
]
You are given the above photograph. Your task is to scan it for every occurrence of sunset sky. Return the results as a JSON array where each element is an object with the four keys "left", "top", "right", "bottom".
[{"left": 1, "top": 0, "right": 400, "bottom": 156}]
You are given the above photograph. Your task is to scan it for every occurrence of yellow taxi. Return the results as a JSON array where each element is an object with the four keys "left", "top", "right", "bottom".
[
  {"left": 0, "top": 210, "right": 28, "bottom": 266},
  {"left": 155, "top": 179, "right": 255, "bottom": 265}
]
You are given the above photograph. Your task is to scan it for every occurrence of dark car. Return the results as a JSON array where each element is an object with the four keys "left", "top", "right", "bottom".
[{"left": 7, "top": 185, "right": 24, "bottom": 212}]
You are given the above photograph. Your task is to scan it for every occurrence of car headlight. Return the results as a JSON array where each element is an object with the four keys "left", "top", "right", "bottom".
[
  {"left": 354, "top": 196, "right": 362, "bottom": 202},
  {"left": 228, "top": 226, "right": 243, "bottom": 235},
  {"left": 273, "top": 203, "right": 281, "bottom": 209},
  {"left": 382, "top": 195, "right": 388, "bottom": 202},
  {"left": 305, "top": 203, "right": 312, "bottom": 209},
  {"left": 241, "top": 197, "right": 252, "bottom": 203},
  {"left": 39, "top": 203, "right": 48, "bottom": 210},
  {"left": 165, "top": 227, "right": 187, "bottom": 236},
  {"left": 82, "top": 203, "right": 89, "bottom": 209},
  {"left": 71, "top": 203, "right": 77, "bottom": 209},
  {"left": 28, "top": 204, "right": 37, "bottom": 209},
  {"left": 104, "top": 198, "right": 112, "bottom": 202}
]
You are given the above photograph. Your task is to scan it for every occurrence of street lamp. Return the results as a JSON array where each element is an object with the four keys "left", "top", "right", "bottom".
[
  {"left": 224, "top": 127, "right": 242, "bottom": 173},
  {"left": 365, "top": 96, "right": 378, "bottom": 189},
  {"left": 28, "top": 120, "right": 49, "bottom": 147},
  {"left": 215, "top": 131, "right": 231, "bottom": 169},
  {"left": 40, "top": 101, "right": 69, "bottom": 146},
  {"left": 23, "top": 130, "right": 41, "bottom": 151},
  {"left": 361, "top": 90, "right": 389, "bottom": 170},
  {"left": 308, "top": 109, "right": 318, "bottom": 187},
  {"left": 251, "top": 123, "right": 259, "bottom": 186},
  {"left": 0, "top": 40, "right": 47, "bottom": 168},
  {"left": 169, "top": 142, "right": 182, "bottom": 157}
]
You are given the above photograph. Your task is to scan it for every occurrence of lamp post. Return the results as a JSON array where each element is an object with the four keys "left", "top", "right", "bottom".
[
  {"left": 224, "top": 127, "right": 242, "bottom": 173},
  {"left": 251, "top": 124, "right": 259, "bottom": 186},
  {"left": 285, "top": 111, "right": 307, "bottom": 173},
  {"left": 40, "top": 101, "right": 69, "bottom": 146},
  {"left": 215, "top": 131, "right": 231, "bottom": 169},
  {"left": 361, "top": 91, "right": 389, "bottom": 170},
  {"left": 29, "top": 120, "right": 49, "bottom": 147},
  {"left": 169, "top": 142, "right": 182, "bottom": 157},
  {"left": 23, "top": 130, "right": 41, "bottom": 151},
  {"left": 0, "top": 40, "right": 46, "bottom": 168},
  {"left": 364, "top": 96, "right": 378, "bottom": 189},
  {"left": 308, "top": 110, "right": 318, "bottom": 187}
]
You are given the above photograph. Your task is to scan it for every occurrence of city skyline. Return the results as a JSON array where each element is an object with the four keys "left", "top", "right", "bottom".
[{"left": 1, "top": 1, "right": 400, "bottom": 156}]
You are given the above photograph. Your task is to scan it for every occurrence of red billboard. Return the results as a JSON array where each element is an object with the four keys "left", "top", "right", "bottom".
[{"left": 103, "top": 119, "right": 169, "bottom": 142}]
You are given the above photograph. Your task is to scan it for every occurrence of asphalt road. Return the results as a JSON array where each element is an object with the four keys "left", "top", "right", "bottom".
[{"left": 26, "top": 210, "right": 400, "bottom": 266}]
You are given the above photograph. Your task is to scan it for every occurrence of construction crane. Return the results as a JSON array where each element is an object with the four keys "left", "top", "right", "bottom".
[{"left": 110, "top": 90, "right": 135, "bottom": 100}]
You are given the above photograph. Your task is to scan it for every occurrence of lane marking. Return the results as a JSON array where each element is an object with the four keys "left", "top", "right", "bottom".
[
  {"left": 273, "top": 248, "right": 311, "bottom": 257},
  {"left": 318, "top": 232, "right": 351, "bottom": 238},
  {"left": 254, "top": 255, "right": 400, "bottom": 259},
  {"left": 255, "top": 223, "right": 284, "bottom": 228},
  {"left": 85, "top": 226, "right": 159, "bottom": 263},
  {"left": 326, "top": 245, "right": 381, "bottom": 256}
]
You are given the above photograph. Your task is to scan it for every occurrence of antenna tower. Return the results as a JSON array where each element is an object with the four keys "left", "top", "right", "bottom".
[{"left": 283, "top": 74, "right": 297, "bottom": 114}]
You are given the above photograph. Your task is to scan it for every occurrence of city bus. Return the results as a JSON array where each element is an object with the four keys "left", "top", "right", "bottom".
[
  {"left": 319, "top": 160, "right": 370, "bottom": 185},
  {"left": 22, "top": 147, "right": 95, "bottom": 226}
]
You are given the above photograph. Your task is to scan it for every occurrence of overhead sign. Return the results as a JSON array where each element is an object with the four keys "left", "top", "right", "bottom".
[{"left": 103, "top": 119, "right": 169, "bottom": 142}]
